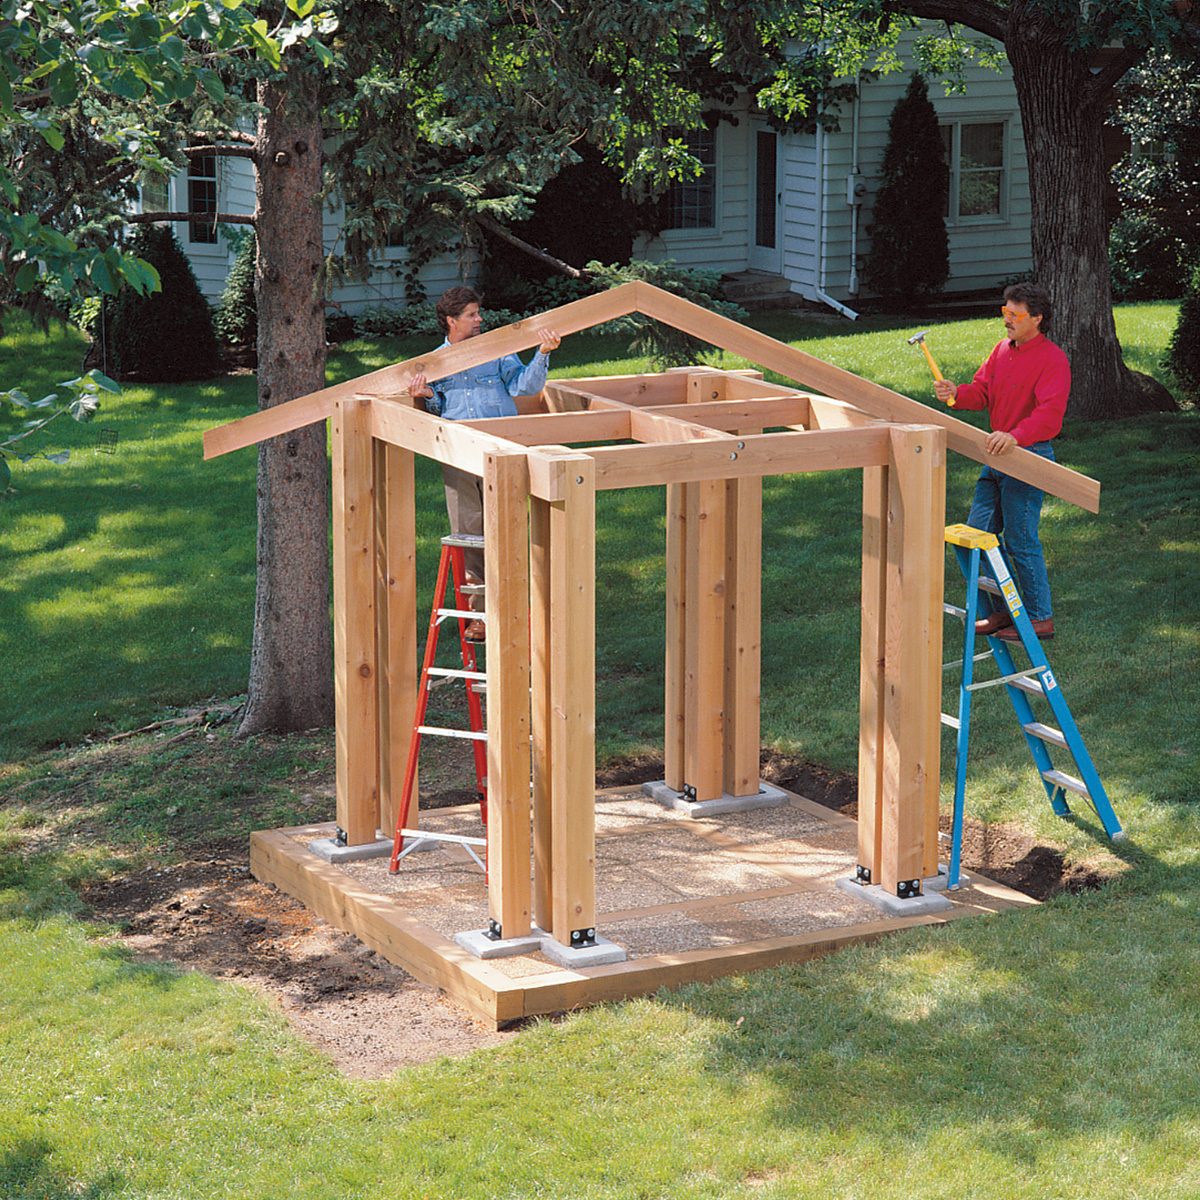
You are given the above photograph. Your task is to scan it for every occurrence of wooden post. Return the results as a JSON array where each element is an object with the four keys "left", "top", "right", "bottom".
[
  {"left": 549, "top": 455, "right": 597, "bottom": 946},
  {"left": 857, "top": 465, "right": 888, "bottom": 882},
  {"left": 663, "top": 483, "right": 688, "bottom": 792},
  {"left": 684, "top": 478, "right": 727, "bottom": 802},
  {"left": 880, "top": 425, "right": 946, "bottom": 893},
  {"left": 374, "top": 441, "right": 417, "bottom": 837},
  {"left": 530, "top": 494, "right": 554, "bottom": 932},
  {"left": 724, "top": 470, "right": 762, "bottom": 798},
  {"left": 332, "top": 398, "right": 379, "bottom": 845},
  {"left": 484, "top": 452, "right": 533, "bottom": 938}
]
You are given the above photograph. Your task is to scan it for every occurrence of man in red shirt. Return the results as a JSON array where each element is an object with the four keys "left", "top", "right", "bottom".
[{"left": 934, "top": 283, "right": 1067, "bottom": 640}]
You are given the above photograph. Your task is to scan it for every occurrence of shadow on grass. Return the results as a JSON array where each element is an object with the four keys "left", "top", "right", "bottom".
[{"left": 0, "top": 1139, "right": 125, "bottom": 1200}]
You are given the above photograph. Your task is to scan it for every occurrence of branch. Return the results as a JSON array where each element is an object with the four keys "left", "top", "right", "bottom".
[
  {"left": 191, "top": 130, "right": 256, "bottom": 146},
  {"left": 1083, "top": 44, "right": 1145, "bottom": 107},
  {"left": 39, "top": 161, "right": 137, "bottom": 225},
  {"left": 185, "top": 144, "right": 258, "bottom": 160},
  {"left": 128, "top": 211, "right": 256, "bottom": 226},
  {"left": 474, "top": 212, "right": 590, "bottom": 280},
  {"left": 889, "top": 0, "right": 1007, "bottom": 42}
]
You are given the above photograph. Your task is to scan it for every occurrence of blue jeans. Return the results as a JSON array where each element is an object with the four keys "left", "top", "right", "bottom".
[{"left": 967, "top": 441, "right": 1055, "bottom": 621}]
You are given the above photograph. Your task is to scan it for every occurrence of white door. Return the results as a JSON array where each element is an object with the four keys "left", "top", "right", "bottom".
[{"left": 748, "top": 125, "right": 782, "bottom": 273}]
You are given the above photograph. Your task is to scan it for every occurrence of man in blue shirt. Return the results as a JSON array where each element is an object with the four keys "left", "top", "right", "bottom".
[{"left": 409, "top": 286, "right": 560, "bottom": 640}]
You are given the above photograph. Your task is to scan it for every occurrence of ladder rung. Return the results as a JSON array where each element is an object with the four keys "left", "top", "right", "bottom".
[
  {"left": 943, "top": 603, "right": 967, "bottom": 619},
  {"left": 1008, "top": 674, "right": 1044, "bottom": 696},
  {"left": 458, "top": 583, "right": 486, "bottom": 595},
  {"left": 965, "top": 666, "right": 1042, "bottom": 693},
  {"left": 418, "top": 725, "right": 488, "bottom": 742},
  {"left": 977, "top": 577, "right": 1002, "bottom": 596},
  {"left": 1042, "top": 768, "right": 1091, "bottom": 799},
  {"left": 940, "top": 713, "right": 961, "bottom": 730},
  {"left": 436, "top": 608, "right": 484, "bottom": 621},
  {"left": 397, "top": 828, "right": 486, "bottom": 848},
  {"left": 427, "top": 667, "right": 487, "bottom": 681},
  {"left": 1023, "top": 721, "right": 1068, "bottom": 749},
  {"left": 441, "top": 533, "right": 485, "bottom": 548},
  {"left": 944, "top": 651, "right": 993, "bottom": 671}
]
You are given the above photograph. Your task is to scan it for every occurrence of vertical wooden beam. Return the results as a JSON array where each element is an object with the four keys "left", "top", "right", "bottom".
[
  {"left": 880, "top": 425, "right": 946, "bottom": 893},
  {"left": 332, "top": 398, "right": 379, "bottom": 845},
  {"left": 857, "top": 465, "right": 888, "bottom": 882},
  {"left": 484, "top": 451, "right": 533, "bottom": 938},
  {"left": 529, "top": 493, "right": 554, "bottom": 933},
  {"left": 549, "top": 456, "right": 597, "bottom": 946},
  {"left": 687, "top": 373, "right": 728, "bottom": 405},
  {"left": 723, "top": 470, "right": 762, "bottom": 798},
  {"left": 663, "top": 483, "right": 688, "bottom": 792},
  {"left": 684, "top": 478, "right": 727, "bottom": 802},
  {"left": 375, "top": 441, "right": 417, "bottom": 837}
]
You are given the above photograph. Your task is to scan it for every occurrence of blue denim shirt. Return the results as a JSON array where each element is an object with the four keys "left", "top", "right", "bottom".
[{"left": 425, "top": 340, "right": 550, "bottom": 421}]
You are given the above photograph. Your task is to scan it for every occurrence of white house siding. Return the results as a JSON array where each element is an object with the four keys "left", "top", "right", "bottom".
[
  {"left": 634, "top": 109, "right": 753, "bottom": 275},
  {"left": 780, "top": 132, "right": 820, "bottom": 297},
  {"left": 834, "top": 25, "right": 1033, "bottom": 302}
]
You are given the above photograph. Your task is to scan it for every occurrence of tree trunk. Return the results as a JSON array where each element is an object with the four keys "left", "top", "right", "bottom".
[
  {"left": 237, "top": 69, "right": 333, "bottom": 736},
  {"left": 1005, "top": 14, "right": 1176, "bottom": 419}
]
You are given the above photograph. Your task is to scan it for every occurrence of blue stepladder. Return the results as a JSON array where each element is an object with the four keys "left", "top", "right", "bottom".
[{"left": 941, "top": 523, "right": 1125, "bottom": 888}]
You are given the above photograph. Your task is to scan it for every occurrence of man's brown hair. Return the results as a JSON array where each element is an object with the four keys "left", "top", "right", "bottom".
[
  {"left": 436, "top": 286, "right": 481, "bottom": 334},
  {"left": 1004, "top": 282, "right": 1053, "bottom": 335}
]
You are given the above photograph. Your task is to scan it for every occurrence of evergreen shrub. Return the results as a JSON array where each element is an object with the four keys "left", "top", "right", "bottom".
[
  {"left": 1167, "top": 261, "right": 1200, "bottom": 400},
  {"left": 215, "top": 232, "right": 256, "bottom": 348},
  {"left": 864, "top": 73, "right": 950, "bottom": 307},
  {"left": 106, "top": 225, "right": 221, "bottom": 381}
]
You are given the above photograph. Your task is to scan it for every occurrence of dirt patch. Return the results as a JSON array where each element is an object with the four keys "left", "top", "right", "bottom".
[{"left": 82, "top": 857, "right": 516, "bottom": 1078}]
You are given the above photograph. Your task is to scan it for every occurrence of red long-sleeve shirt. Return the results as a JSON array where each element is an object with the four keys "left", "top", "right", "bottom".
[{"left": 953, "top": 333, "right": 1070, "bottom": 446}]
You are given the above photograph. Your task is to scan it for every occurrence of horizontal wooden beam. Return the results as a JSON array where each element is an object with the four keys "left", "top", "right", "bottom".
[
  {"left": 628, "top": 408, "right": 732, "bottom": 445},
  {"left": 579, "top": 426, "right": 891, "bottom": 492},
  {"left": 807, "top": 395, "right": 886, "bottom": 430},
  {"left": 633, "top": 282, "right": 1100, "bottom": 512},
  {"left": 368, "top": 396, "right": 526, "bottom": 475},
  {"left": 641, "top": 396, "right": 811, "bottom": 432},
  {"left": 204, "top": 283, "right": 644, "bottom": 460},
  {"left": 459, "top": 409, "right": 632, "bottom": 446}
]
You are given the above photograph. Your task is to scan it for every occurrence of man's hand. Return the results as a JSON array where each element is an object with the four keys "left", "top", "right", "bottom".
[
  {"left": 985, "top": 429, "right": 1018, "bottom": 456},
  {"left": 536, "top": 328, "right": 561, "bottom": 354},
  {"left": 934, "top": 379, "right": 956, "bottom": 406},
  {"left": 407, "top": 372, "right": 433, "bottom": 400}
]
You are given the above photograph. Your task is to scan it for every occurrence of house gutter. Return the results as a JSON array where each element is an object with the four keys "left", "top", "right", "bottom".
[{"left": 810, "top": 118, "right": 859, "bottom": 320}]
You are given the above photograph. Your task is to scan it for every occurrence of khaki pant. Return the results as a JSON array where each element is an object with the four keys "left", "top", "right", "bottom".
[{"left": 441, "top": 465, "right": 485, "bottom": 600}]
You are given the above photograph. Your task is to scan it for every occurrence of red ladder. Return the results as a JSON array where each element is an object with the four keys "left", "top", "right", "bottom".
[{"left": 388, "top": 534, "right": 488, "bottom": 874}]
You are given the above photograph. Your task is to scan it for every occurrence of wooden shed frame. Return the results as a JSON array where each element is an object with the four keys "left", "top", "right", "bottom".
[{"left": 205, "top": 281, "right": 1099, "bottom": 958}]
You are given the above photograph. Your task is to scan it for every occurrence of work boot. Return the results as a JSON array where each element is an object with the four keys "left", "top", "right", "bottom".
[
  {"left": 463, "top": 619, "right": 486, "bottom": 643},
  {"left": 998, "top": 618, "right": 1055, "bottom": 642},
  {"left": 975, "top": 609, "right": 1014, "bottom": 636}
]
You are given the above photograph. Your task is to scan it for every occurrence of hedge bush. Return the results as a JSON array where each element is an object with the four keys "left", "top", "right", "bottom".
[
  {"left": 215, "top": 232, "right": 256, "bottom": 348},
  {"left": 1167, "top": 261, "right": 1200, "bottom": 401},
  {"left": 105, "top": 225, "right": 221, "bottom": 381}
]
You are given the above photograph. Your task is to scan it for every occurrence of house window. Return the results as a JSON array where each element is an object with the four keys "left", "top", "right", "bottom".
[
  {"left": 140, "top": 175, "right": 169, "bottom": 215},
  {"left": 665, "top": 129, "right": 716, "bottom": 230},
  {"left": 940, "top": 120, "right": 1006, "bottom": 223},
  {"left": 188, "top": 153, "right": 218, "bottom": 244}
]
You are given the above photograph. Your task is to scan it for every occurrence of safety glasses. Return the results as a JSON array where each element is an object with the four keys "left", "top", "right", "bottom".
[{"left": 1000, "top": 306, "right": 1031, "bottom": 322}]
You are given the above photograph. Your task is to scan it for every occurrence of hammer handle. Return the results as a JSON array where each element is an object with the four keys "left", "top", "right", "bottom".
[{"left": 919, "top": 341, "right": 945, "bottom": 382}]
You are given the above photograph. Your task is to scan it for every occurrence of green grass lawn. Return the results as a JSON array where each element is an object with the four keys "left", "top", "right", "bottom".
[{"left": 2, "top": 301, "right": 1199, "bottom": 1198}]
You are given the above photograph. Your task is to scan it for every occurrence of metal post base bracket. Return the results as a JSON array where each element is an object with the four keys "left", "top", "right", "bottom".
[
  {"left": 642, "top": 779, "right": 789, "bottom": 818},
  {"left": 309, "top": 834, "right": 396, "bottom": 864},
  {"left": 455, "top": 925, "right": 628, "bottom": 966},
  {"left": 836, "top": 875, "right": 954, "bottom": 916}
]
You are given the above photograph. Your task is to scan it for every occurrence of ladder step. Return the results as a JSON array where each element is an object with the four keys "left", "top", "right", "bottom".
[
  {"left": 940, "top": 713, "right": 961, "bottom": 730},
  {"left": 427, "top": 667, "right": 487, "bottom": 681},
  {"left": 1023, "top": 721, "right": 1068, "bottom": 749},
  {"left": 441, "top": 533, "right": 485, "bottom": 549},
  {"left": 1009, "top": 674, "right": 1044, "bottom": 696},
  {"left": 397, "top": 828, "right": 486, "bottom": 848},
  {"left": 977, "top": 577, "right": 1002, "bottom": 596},
  {"left": 1042, "top": 768, "right": 1091, "bottom": 799},
  {"left": 965, "top": 666, "right": 1042, "bottom": 693},
  {"left": 436, "top": 608, "right": 484, "bottom": 621},
  {"left": 944, "top": 651, "right": 993, "bottom": 672},
  {"left": 418, "top": 725, "right": 488, "bottom": 742},
  {"left": 458, "top": 583, "right": 486, "bottom": 595},
  {"left": 944, "top": 603, "right": 967, "bottom": 619}
]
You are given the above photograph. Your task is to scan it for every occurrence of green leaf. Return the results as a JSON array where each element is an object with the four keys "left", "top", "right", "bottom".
[
  {"left": 0, "top": 71, "right": 13, "bottom": 115},
  {"left": 89, "top": 255, "right": 116, "bottom": 294},
  {"left": 88, "top": 371, "right": 121, "bottom": 394},
  {"left": 312, "top": 39, "right": 334, "bottom": 67},
  {"left": 4, "top": 390, "right": 32, "bottom": 408},
  {"left": 249, "top": 20, "right": 282, "bottom": 69},
  {"left": 14, "top": 262, "right": 37, "bottom": 293},
  {"left": 200, "top": 70, "right": 226, "bottom": 104},
  {"left": 0, "top": 455, "right": 10, "bottom": 491},
  {"left": 123, "top": 256, "right": 161, "bottom": 296},
  {"left": 38, "top": 124, "right": 65, "bottom": 151}
]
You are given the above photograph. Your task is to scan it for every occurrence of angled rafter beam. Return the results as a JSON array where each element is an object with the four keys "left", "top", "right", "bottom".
[
  {"left": 632, "top": 282, "right": 1100, "bottom": 512},
  {"left": 203, "top": 282, "right": 644, "bottom": 460}
]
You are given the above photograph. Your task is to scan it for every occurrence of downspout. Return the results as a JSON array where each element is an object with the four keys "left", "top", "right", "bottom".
[
  {"left": 811, "top": 120, "right": 859, "bottom": 320},
  {"left": 848, "top": 72, "right": 862, "bottom": 297}
]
